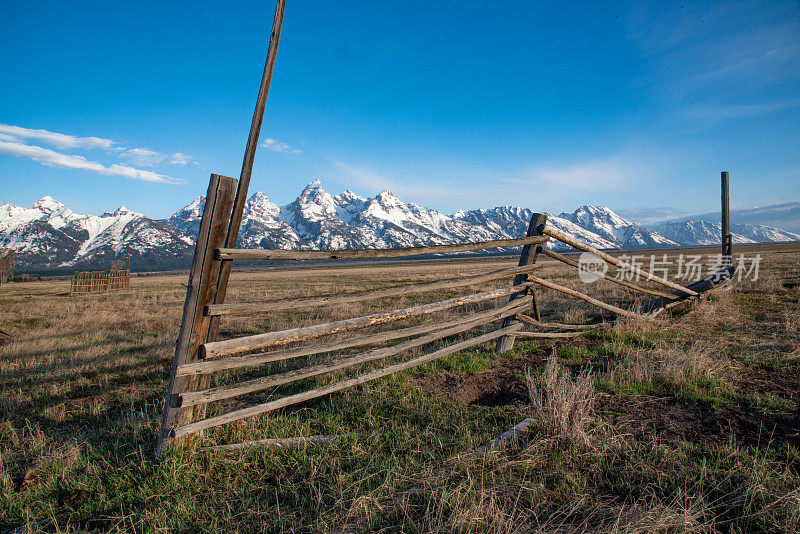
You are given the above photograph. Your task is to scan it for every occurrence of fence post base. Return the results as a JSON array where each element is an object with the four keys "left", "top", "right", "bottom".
[
  {"left": 157, "top": 173, "right": 237, "bottom": 454},
  {"left": 495, "top": 213, "right": 548, "bottom": 353}
]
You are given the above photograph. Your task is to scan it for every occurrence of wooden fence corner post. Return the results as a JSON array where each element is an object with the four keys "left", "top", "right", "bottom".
[
  {"left": 495, "top": 212, "right": 548, "bottom": 354},
  {"left": 157, "top": 173, "right": 237, "bottom": 455}
]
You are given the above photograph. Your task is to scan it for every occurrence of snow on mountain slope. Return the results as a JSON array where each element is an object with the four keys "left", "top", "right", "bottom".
[
  {"left": 655, "top": 220, "right": 800, "bottom": 246},
  {"left": 2, "top": 197, "right": 193, "bottom": 271},
  {"left": 4, "top": 180, "right": 799, "bottom": 273},
  {"left": 656, "top": 220, "right": 755, "bottom": 246},
  {"left": 561, "top": 205, "right": 679, "bottom": 248},
  {"left": 731, "top": 223, "right": 800, "bottom": 243},
  {"left": 168, "top": 195, "right": 204, "bottom": 237}
]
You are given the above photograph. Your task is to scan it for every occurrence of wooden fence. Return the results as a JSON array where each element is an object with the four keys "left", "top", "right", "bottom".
[
  {"left": 157, "top": 173, "right": 730, "bottom": 452},
  {"left": 156, "top": 1, "right": 735, "bottom": 452},
  {"left": 70, "top": 269, "right": 130, "bottom": 295}
]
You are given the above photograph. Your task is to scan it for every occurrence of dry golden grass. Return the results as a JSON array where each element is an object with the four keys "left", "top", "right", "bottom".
[{"left": 1, "top": 243, "right": 798, "bottom": 532}]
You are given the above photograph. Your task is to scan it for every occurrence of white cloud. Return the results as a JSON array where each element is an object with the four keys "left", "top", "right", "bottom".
[
  {"left": 329, "top": 159, "right": 451, "bottom": 201},
  {"left": 262, "top": 138, "right": 302, "bottom": 154},
  {"left": 119, "top": 147, "right": 164, "bottom": 166},
  {"left": 0, "top": 123, "right": 115, "bottom": 150},
  {"left": 684, "top": 98, "right": 800, "bottom": 120},
  {"left": 119, "top": 148, "right": 194, "bottom": 167},
  {"left": 505, "top": 157, "right": 636, "bottom": 191},
  {"left": 0, "top": 139, "right": 183, "bottom": 184},
  {"left": 168, "top": 152, "right": 193, "bottom": 166}
]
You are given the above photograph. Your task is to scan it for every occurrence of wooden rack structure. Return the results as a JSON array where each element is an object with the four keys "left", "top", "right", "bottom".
[
  {"left": 70, "top": 268, "right": 130, "bottom": 295},
  {"left": 156, "top": 0, "right": 734, "bottom": 452}
]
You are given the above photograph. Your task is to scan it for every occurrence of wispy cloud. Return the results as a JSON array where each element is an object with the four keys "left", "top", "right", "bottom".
[
  {"left": 625, "top": 2, "right": 800, "bottom": 114},
  {"left": 119, "top": 147, "right": 194, "bottom": 167},
  {"left": 501, "top": 157, "right": 637, "bottom": 191},
  {"left": 0, "top": 139, "right": 182, "bottom": 184},
  {"left": 329, "top": 159, "right": 450, "bottom": 201},
  {"left": 684, "top": 97, "right": 800, "bottom": 120},
  {"left": 0, "top": 123, "right": 114, "bottom": 150},
  {"left": 262, "top": 138, "right": 302, "bottom": 154},
  {"left": 0, "top": 123, "right": 191, "bottom": 183}
]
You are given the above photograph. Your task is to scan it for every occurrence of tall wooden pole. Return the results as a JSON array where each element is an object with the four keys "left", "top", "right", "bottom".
[
  {"left": 721, "top": 171, "right": 731, "bottom": 259},
  {"left": 209, "top": 0, "right": 286, "bottom": 338},
  {"left": 188, "top": 0, "right": 287, "bottom": 425}
]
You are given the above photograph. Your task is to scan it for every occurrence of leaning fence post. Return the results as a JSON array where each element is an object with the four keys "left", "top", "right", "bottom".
[
  {"left": 495, "top": 212, "right": 548, "bottom": 353},
  {"left": 157, "top": 173, "right": 237, "bottom": 454}
]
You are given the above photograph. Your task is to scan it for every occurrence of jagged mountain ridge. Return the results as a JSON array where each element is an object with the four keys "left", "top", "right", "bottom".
[
  {"left": 1, "top": 196, "right": 193, "bottom": 272},
  {"left": 3, "top": 180, "right": 799, "bottom": 272}
]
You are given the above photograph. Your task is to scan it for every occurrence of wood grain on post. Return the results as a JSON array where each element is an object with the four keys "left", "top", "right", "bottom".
[
  {"left": 215, "top": 235, "right": 549, "bottom": 261},
  {"left": 496, "top": 213, "right": 548, "bottom": 353},
  {"left": 178, "top": 300, "right": 532, "bottom": 376},
  {"left": 206, "top": 263, "right": 543, "bottom": 316},
  {"left": 200, "top": 283, "right": 530, "bottom": 359},
  {"left": 171, "top": 324, "right": 523, "bottom": 440},
  {"left": 156, "top": 174, "right": 237, "bottom": 454},
  {"left": 176, "top": 302, "right": 528, "bottom": 408},
  {"left": 541, "top": 227, "right": 698, "bottom": 296},
  {"left": 538, "top": 248, "right": 677, "bottom": 300}
]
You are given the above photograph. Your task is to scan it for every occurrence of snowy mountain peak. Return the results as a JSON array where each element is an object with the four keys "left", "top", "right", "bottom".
[
  {"left": 244, "top": 191, "right": 279, "bottom": 222},
  {"left": 375, "top": 189, "right": 401, "bottom": 205},
  {"left": 32, "top": 196, "right": 67, "bottom": 213},
  {"left": 336, "top": 189, "right": 366, "bottom": 203},
  {"left": 301, "top": 179, "right": 325, "bottom": 194},
  {"left": 5, "top": 183, "right": 800, "bottom": 273},
  {"left": 186, "top": 195, "right": 204, "bottom": 210}
]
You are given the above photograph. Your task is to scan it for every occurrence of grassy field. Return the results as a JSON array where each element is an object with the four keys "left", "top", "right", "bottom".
[{"left": 1, "top": 244, "right": 799, "bottom": 532}]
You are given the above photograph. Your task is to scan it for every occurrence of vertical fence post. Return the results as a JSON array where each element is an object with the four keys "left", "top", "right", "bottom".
[
  {"left": 157, "top": 173, "right": 237, "bottom": 454},
  {"left": 495, "top": 212, "right": 548, "bottom": 353},
  {"left": 721, "top": 171, "right": 732, "bottom": 260}
]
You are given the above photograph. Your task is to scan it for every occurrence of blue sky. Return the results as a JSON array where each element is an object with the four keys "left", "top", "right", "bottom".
[{"left": 1, "top": 0, "right": 798, "bottom": 222}]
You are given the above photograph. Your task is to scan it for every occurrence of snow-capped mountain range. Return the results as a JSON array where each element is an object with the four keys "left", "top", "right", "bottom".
[{"left": 3, "top": 179, "right": 799, "bottom": 273}]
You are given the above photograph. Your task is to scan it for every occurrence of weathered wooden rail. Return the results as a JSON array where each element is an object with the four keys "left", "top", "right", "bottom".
[
  {"left": 158, "top": 190, "right": 722, "bottom": 452},
  {"left": 156, "top": 0, "right": 733, "bottom": 453}
]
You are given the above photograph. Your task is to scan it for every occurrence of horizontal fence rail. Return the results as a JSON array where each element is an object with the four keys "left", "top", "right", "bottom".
[
  {"left": 160, "top": 187, "right": 730, "bottom": 452},
  {"left": 175, "top": 302, "right": 530, "bottom": 409},
  {"left": 541, "top": 227, "right": 698, "bottom": 297},
  {"left": 178, "top": 300, "right": 531, "bottom": 377},
  {"left": 170, "top": 323, "right": 524, "bottom": 440},
  {"left": 206, "top": 263, "right": 543, "bottom": 317},
  {"left": 200, "top": 282, "right": 532, "bottom": 359},
  {"left": 215, "top": 235, "right": 549, "bottom": 261}
]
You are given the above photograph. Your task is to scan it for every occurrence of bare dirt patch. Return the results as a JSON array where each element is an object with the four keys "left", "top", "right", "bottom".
[
  {"left": 597, "top": 394, "right": 799, "bottom": 448},
  {"left": 415, "top": 345, "right": 799, "bottom": 450}
]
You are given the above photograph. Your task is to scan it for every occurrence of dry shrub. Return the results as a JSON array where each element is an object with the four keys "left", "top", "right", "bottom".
[
  {"left": 562, "top": 307, "right": 588, "bottom": 325},
  {"left": 526, "top": 351, "right": 595, "bottom": 445},
  {"left": 681, "top": 288, "right": 741, "bottom": 329},
  {"left": 784, "top": 309, "right": 800, "bottom": 334},
  {"left": 612, "top": 313, "right": 666, "bottom": 338},
  {"left": 612, "top": 342, "right": 722, "bottom": 388},
  {"left": 734, "top": 270, "right": 784, "bottom": 293}
]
